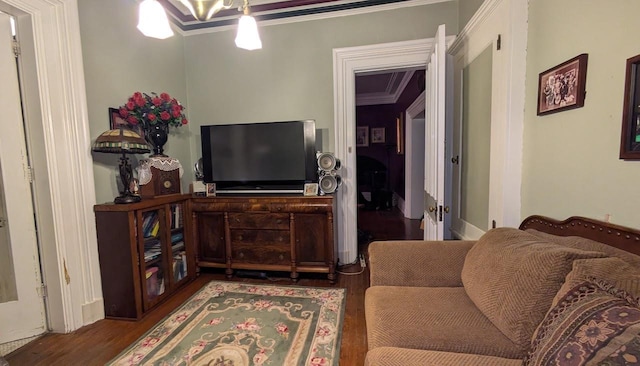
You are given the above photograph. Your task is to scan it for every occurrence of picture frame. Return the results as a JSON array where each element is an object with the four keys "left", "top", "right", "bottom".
[
  {"left": 109, "top": 107, "right": 144, "bottom": 138},
  {"left": 537, "top": 54, "right": 588, "bottom": 116},
  {"left": 371, "top": 127, "right": 385, "bottom": 143},
  {"left": 206, "top": 183, "right": 217, "bottom": 197},
  {"left": 619, "top": 54, "right": 640, "bottom": 160},
  {"left": 303, "top": 183, "right": 318, "bottom": 196},
  {"left": 396, "top": 114, "right": 404, "bottom": 154},
  {"left": 356, "top": 126, "right": 369, "bottom": 147}
]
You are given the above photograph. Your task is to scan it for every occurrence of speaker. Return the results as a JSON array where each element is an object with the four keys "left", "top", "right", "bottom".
[
  {"left": 319, "top": 174, "right": 341, "bottom": 194},
  {"left": 317, "top": 152, "right": 341, "bottom": 172},
  {"left": 316, "top": 152, "right": 342, "bottom": 195}
]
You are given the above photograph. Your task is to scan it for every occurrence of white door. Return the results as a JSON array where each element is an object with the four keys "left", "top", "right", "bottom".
[
  {"left": 0, "top": 12, "right": 47, "bottom": 344},
  {"left": 423, "top": 24, "right": 452, "bottom": 241}
]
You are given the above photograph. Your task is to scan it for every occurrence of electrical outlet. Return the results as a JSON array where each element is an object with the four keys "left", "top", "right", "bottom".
[{"left": 359, "top": 254, "right": 366, "bottom": 268}]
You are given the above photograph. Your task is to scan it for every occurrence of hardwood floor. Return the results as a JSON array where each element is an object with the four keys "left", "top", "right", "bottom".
[{"left": 6, "top": 208, "right": 421, "bottom": 366}]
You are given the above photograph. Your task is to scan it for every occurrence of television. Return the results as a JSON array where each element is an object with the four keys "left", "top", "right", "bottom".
[{"left": 201, "top": 120, "right": 317, "bottom": 193}]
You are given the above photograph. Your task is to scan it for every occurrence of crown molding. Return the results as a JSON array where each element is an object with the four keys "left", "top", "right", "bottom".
[{"left": 168, "top": 0, "right": 452, "bottom": 35}]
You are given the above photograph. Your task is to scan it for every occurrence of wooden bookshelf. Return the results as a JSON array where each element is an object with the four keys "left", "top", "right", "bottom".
[{"left": 94, "top": 194, "right": 195, "bottom": 320}]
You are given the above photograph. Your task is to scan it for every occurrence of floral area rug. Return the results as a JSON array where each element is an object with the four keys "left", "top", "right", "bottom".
[{"left": 108, "top": 281, "right": 346, "bottom": 366}]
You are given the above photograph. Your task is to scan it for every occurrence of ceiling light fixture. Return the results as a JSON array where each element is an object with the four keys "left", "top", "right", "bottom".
[
  {"left": 137, "top": 0, "right": 262, "bottom": 50},
  {"left": 235, "top": 0, "right": 262, "bottom": 50},
  {"left": 178, "top": 0, "right": 234, "bottom": 21},
  {"left": 137, "top": 0, "right": 175, "bottom": 39}
]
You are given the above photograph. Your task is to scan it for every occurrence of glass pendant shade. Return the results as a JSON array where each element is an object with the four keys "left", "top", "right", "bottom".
[
  {"left": 178, "top": 0, "right": 232, "bottom": 21},
  {"left": 137, "top": 0, "right": 174, "bottom": 39},
  {"left": 235, "top": 15, "right": 262, "bottom": 50}
]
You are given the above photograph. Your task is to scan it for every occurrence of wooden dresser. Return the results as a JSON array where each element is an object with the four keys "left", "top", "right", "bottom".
[{"left": 190, "top": 195, "right": 336, "bottom": 283}]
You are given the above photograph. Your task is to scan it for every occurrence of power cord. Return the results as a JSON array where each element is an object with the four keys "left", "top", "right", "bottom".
[{"left": 337, "top": 254, "right": 366, "bottom": 276}]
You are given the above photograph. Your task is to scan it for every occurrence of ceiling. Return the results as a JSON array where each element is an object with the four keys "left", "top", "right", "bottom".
[
  {"left": 355, "top": 70, "right": 415, "bottom": 106},
  {"left": 161, "top": 0, "right": 434, "bottom": 32}
]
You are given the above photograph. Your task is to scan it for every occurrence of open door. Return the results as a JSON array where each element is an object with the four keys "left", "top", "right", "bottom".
[
  {"left": 0, "top": 12, "right": 47, "bottom": 345},
  {"left": 423, "top": 24, "right": 452, "bottom": 240}
]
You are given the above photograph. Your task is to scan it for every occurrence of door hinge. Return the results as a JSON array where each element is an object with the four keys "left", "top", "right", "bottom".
[
  {"left": 26, "top": 166, "right": 35, "bottom": 183},
  {"left": 496, "top": 34, "right": 501, "bottom": 51},
  {"left": 12, "top": 39, "right": 20, "bottom": 57},
  {"left": 451, "top": 155, "right": 459, "bottom": 165},
  {"left": 37, "top": 284, "right": 47, "bottom": 298},
  {"left": 492, "top": 220, "right": 497, "bottom": 229}
]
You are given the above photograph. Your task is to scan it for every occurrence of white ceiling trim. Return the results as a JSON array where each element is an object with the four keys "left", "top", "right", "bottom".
[
  {"left": 356, "top": 70, "right": 415, "bottom": 106},
  {"left": 172, "top": 0, "right": 453, "bottom": 36}
]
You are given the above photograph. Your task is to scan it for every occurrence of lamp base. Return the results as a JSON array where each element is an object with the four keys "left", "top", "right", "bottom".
[{"left": 114, "top": 194, "right": 142, "bottom": 204}]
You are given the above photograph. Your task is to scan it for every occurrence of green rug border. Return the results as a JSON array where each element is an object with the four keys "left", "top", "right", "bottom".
[{"left": 108, "top": 280, "right": 347, "bottom": 365}]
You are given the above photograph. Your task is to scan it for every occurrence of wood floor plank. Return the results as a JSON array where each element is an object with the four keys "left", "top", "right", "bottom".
[{"left": 6, "top": 208, "right": 420, "bottom": 366}]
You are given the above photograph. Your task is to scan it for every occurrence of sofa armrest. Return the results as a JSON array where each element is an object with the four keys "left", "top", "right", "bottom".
[{"left": 368, "top": 240, "right": 475, "bottom": 287}]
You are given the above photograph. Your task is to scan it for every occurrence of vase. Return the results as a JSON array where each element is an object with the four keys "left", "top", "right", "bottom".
[{"left": 146, "top": 124, "right": 168, "bottom": 156}]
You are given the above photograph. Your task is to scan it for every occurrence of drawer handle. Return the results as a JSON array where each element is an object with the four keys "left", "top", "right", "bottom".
[
  {"left": 236, "top": 218, "right": 241, "bottom": 222},
  {"left": 239, "top": 252, "right": 244, "bottom": 258},
  {"left": 279, "top": 254, "right": 284, "bottom": 260},
  {"left": 278, "top": 236, "right": 284, "bottom": 242},
  {"left": 238, "top": 235, "right": 243, "bottom": 241},
  {"left": 276, "top": 219, "right": 282, "bottom": 224},
  {"left": 276, "top": 207, "right": 282, "bottom": 211}
]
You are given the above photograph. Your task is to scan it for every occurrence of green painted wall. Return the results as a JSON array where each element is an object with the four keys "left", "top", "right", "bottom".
[
  {"left": 457, "top": 0, "right": 485, "bottom": 30},
  {"left": 522, "top": 0, "right": 640, "bottom": 228},
  {"left": 461, "top": 45, "right": 492, "bottom": 230},
  {"left": 79, "top": 0, "right": 189, "bottom": 205},
  {"left": 80, "top": 1, "right": 457, "bottom": 204},
  {"left": 183, "top": 2, "right": 458, "bottom": 164}
]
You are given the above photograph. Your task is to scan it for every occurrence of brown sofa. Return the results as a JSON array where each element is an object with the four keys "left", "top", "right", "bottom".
[{"left": 364, "top": 216, "right": 640, "bottom": 365}]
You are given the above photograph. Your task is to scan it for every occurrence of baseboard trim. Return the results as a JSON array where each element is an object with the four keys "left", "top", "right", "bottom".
[{"left": 82, "top": 299, "right": 105, "bottom": 325}]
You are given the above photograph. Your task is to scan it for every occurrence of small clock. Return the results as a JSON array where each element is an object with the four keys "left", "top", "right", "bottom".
[{"left": 139, "top": 168, "right": 180, "bottom": 198}]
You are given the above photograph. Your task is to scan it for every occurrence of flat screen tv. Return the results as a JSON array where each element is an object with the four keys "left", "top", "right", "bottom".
[{"left": 201, "top": 120, "right": 317, "bottom": 193}]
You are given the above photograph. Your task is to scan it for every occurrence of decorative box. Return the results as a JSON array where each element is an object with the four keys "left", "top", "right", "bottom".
[{"left": 137, "top": 156, "right": 183, "bottom": 198}]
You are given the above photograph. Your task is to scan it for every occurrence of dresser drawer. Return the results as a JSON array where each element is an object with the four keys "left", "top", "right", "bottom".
[
  {"left": 232, "top": 243, "right": 291, "bottom": 264},
  {"left": 228, "top": 213, "right": 289, "bottom": 230},
  {"left": 230, "top": 229, "right": 289, "bottom": 245}
]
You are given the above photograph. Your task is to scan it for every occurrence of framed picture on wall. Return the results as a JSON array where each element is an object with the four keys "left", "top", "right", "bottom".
[
  {"left": 371, "top": 127, "right": 385, "bottom": 143},
  {"left": 356, "top": 126, "right": 369, "bottom": 147},
  {"left": 109, "top": 107, "right": 144, "bottom": 138},
  {"left": 396, "top": 115, "right": 404, "bottom": 154},
  {"left": 537, "top": 54, "right": 588, "bottom": 116},
  {"left": 619, "top": 53, "right": 640, "bottom": 160}
]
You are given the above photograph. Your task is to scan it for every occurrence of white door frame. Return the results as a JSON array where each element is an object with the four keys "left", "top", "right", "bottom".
[
  {"left": 1, "top": 0, "right": 103, "bottom": 332},
  {"left": 404, "top": 91, "right": 425, "bottom": 219},
  {"left": 333, "top": 38, "right": 453, "bottom": 264},
  {"left": 448, "top": 0, "right": 527, "bottom": 239}
]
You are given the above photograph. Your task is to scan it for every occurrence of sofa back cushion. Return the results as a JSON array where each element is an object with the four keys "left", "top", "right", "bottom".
[
  {"left": 461, "top": 227, "right": 605, "bottom": 352},
  {"left": 525, "top": 228, "right": 640, "bottom": 268}
]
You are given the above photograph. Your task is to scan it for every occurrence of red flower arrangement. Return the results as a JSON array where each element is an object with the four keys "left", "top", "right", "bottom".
[{"left": 118, "top": 92, "right": 188, "bottom": 130}]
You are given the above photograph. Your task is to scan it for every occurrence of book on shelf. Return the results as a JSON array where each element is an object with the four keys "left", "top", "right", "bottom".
[
  {"left": 172, "top": 251, "right": 187, "bottom": 282},
  {"left": 170, "top": 205, "right": 182, "bottom": 230},
  {"left": 171, "top": 232, "right": 184, "bottom": 244},
  {"left": 171, "top": 241, "right": 185, "bottom": 252},
  {"left": 144, "top": 239, "right": 162, "bottom": 261}
]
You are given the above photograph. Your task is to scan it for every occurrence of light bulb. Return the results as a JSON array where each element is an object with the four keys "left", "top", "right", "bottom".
[
  {"left": 137, "top": 0, "right": 174, "bottom": 39},
  {"left": 235, "top": 14, "right": 262, "bottom": 50}
]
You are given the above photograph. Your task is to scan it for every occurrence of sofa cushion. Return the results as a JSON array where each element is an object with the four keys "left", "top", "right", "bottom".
[
  {"left": 552, "top": 257, "right": 640, "bottom": 307},
  {"left": 525, "top": 228, "right": 640, "bottom": 268},
  {"left": 526, "top": 279, "right": 640, "bottom": 366},
  {"left": 365, "top": 347, "right": 523, "bottom": 366},
  {"left": 365, "top": 286, "right": 522, "bottom": 359},
  {"left": 461, "top": 228, "right": 604, "bottom": 352}
]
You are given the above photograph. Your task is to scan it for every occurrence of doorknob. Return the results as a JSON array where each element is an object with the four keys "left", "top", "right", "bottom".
[
  {"left": 444, "top": 206, "right": 450, "bottom": 213},
  {"left": 428, "top": 206, "right": 436, "bottom": 212}
]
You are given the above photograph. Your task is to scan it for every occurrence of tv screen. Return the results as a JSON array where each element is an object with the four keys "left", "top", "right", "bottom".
[{"left": 201, "top": 120, "right": 317, "bottom": 192}]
